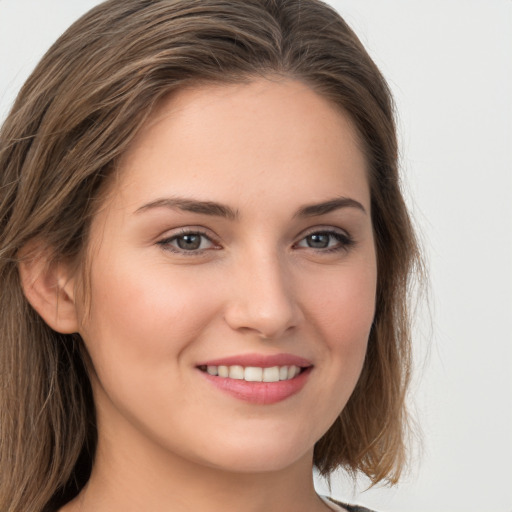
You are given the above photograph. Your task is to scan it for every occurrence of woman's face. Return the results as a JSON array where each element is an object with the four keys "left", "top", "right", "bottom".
[{"left": 75, "top": 78, "right": 377, "bottom": 473}]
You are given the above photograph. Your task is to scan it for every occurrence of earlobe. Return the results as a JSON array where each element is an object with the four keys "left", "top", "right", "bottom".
[{"left": 18, "top": 242, "right": 79, "bottom": 334}]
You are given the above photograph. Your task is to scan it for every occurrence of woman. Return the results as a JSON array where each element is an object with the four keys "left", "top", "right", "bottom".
[{"left": 0, "top": 1, "right": 421, "bottom": 511}]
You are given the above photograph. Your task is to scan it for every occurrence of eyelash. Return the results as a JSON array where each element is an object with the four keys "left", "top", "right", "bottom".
[
  {"left": 156, "top": 228, "right": 355, "bottom": 255},
  {"left": 157, "top": 229, "right": 219, "bottom": 255},
  {"left": 294, "top": 229, "right": 355, "bottom": 253}
]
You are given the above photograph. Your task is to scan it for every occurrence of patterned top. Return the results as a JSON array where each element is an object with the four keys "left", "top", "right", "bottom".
[{"left": 321, "top": 495, "right": 376, "bottom": 512}]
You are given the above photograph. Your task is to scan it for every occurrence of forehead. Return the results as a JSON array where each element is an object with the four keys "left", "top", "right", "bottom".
[{"left": 108, "top": 77, "right": 370, "bottom": 215}]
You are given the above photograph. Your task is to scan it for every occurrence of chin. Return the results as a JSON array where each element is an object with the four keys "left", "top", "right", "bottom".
[
  {"left": 204, "top": 448, "right": 311, "bottom": 474},
  {"left": 185, "top": 426, "right": 318, "bottom": 474}
]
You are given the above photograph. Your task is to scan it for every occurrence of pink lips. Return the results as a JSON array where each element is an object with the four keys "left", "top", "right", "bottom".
[{"left": 196, "top": 352, "right": 313, "bottom": 405}]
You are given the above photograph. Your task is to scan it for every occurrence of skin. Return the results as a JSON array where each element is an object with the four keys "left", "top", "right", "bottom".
[{"left": 59, "top": 78, "right": 377, "bottom": 512}]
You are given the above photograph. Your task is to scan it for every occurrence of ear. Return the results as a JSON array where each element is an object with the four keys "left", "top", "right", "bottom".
[{"left": 18, "top": 241, "right": 79, "bottom": 334}]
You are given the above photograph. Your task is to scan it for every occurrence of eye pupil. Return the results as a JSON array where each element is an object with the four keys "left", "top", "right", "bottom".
[
  {"left": 177, "top": 234, "right": 202, "bottom": 250},
  {"left": 307, "top": 233, "right": 330, "bottom": 248}
]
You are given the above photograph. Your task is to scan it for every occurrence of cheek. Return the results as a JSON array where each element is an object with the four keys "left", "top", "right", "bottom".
[
  {"left": 78, "top": 258, "right": 222, "bottom": 372},
  {"left": 301, "top": 257, "right": 377, "bottom": 393},
  {"left": 305, "top": 260, "right": 376, "bottom": 343},
  {"left": 286, "top": 257, "right": 377, "bottom": 442}
]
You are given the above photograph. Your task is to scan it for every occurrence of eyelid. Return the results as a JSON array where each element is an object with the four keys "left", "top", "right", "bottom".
[
  {"left": 299, "top": 225, "right": 351, "bottom": 238},
  {"left": 296, "top": 225, "right": 352, "bottom": 242}
]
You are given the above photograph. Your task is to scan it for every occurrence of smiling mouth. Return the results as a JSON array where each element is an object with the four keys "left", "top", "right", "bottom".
[{"left": 197, "top": 364, "right": 306, "bottom": 383}]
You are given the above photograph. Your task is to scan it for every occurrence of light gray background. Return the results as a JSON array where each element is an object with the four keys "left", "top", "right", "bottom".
[{"left": 1, "top": 1, "right": 511, "bottom": 511}]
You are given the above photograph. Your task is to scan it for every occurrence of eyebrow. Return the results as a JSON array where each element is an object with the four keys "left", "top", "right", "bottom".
[
  {"left": 135, "top": 195, "right": 366, "bottom": 219},
  {"left": 295, "top": 197, "right": 367, "bottom": 217},
  {"left": 135, "top": 197, "right": 239, "bottom": 220}
]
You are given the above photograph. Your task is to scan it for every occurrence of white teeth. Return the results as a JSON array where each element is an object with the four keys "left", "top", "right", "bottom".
[
  {"left": 229, "top": 365, "right": 244, "bottom": 380},
  {"left": 262, "top": 366, "right": 280, "bottom": 383},
  {"left": 203, "top": 364, "right": 303, "bottom": 382},
  {"left": 288, "top": 365, "right": 300, "bottom": 379},
  {"left": 207, "top": 365, "right": 218, "bottom": 376},
  {"left": 244, "top": 367, "right": 263, "bottom": 382}
]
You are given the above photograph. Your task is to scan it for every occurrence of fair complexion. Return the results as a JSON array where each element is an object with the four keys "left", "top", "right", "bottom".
[{"left": 56, "top": 78, "right": 376, "bottom": 512}]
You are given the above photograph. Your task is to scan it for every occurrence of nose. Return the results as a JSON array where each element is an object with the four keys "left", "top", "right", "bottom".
[{"left": 223, "top": 251, "right": 302, "bottom": 340}]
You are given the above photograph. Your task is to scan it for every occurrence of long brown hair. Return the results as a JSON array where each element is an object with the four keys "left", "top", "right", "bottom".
[{"left": 0, "top": 1, "right": 422, "bottom": 510}]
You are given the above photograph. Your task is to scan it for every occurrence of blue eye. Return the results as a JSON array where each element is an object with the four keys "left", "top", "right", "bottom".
[
  {"left": 158, "top": 231, "right": 216, "bottom": 253},
  {"left": 296, "top": 230, "right": 354, "bottom": 252}
]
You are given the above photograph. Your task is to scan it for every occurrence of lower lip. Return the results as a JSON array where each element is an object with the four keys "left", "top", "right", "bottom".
[{"left": 199, "top": 367, "right": 312, "bottom": 405}]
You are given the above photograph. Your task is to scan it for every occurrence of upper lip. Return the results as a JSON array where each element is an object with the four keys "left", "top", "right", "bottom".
[{"left": 196, "top": 353, "right": 313, "bottom": 368}]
